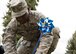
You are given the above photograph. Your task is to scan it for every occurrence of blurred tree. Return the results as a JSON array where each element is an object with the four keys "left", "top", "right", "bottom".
[
  {"left": 65, "top": 31, "right": 76, "bottom": 54},
  {"left": 3, "top": 4, "right": 12, "bottom": 27},
  {"left": 26, "top": 0, "right": 39, "bottom": 10}
]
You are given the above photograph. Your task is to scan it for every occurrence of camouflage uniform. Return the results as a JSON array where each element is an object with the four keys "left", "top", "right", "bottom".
[{"left": 3, "top": 0, "right": 60, "bottom": 54}]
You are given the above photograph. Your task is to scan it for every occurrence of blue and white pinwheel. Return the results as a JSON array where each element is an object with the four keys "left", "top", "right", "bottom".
[
  {"left": 32, "top": 17, "right": 55, "bottom": 54},
  {"left": 37, "top": 17, "right": 54, "bottom": 34}
]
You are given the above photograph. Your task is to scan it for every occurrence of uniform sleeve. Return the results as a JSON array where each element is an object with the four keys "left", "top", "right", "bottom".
[
  {"left": 35, "top": 34, "right": 54, "bottom": 54},
  {"left": 3, "top": 18, "right": 17, "bottom": 54},
  {"left": 47, "top": 27, "right": 60, "bottom": 54}
]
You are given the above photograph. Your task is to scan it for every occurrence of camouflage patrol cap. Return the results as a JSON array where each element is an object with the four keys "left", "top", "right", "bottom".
[{"left": 10, "top": 0, "right": 28, "bottom": 17}]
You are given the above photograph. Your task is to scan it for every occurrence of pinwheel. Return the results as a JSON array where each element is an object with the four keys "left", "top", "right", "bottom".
[
  {"left": 32, "top": 17, "right": 55, "bottom": 54},
  {"left": 37, "top": 17, "right": 54, "bottom": 34}
]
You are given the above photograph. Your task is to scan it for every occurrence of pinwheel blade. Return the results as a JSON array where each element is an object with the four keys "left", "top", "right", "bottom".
[
  {"left": 45, "top": 18, "right": 49, "bottom": 23},
  {"left": 37, "top": 22, "right": 42, "bottom": 27},
  {"left": 40, "top": 18, "right": 44, "bottom": 23}
]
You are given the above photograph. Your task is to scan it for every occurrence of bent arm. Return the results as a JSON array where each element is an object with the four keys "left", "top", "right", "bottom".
[
  {"left": 3, "top": 18, "right": 17, "bottom": 54},
  {"left": 47, "top": 27, "right": 60, "bottom": 54},
  {"left": 35, "top": 34, "right": 54, "bottom": 54}
]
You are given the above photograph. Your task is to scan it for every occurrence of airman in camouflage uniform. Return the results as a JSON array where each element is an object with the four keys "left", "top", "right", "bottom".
[{"left": 3, "top": 0, "right": 60, "bottom": 54}]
